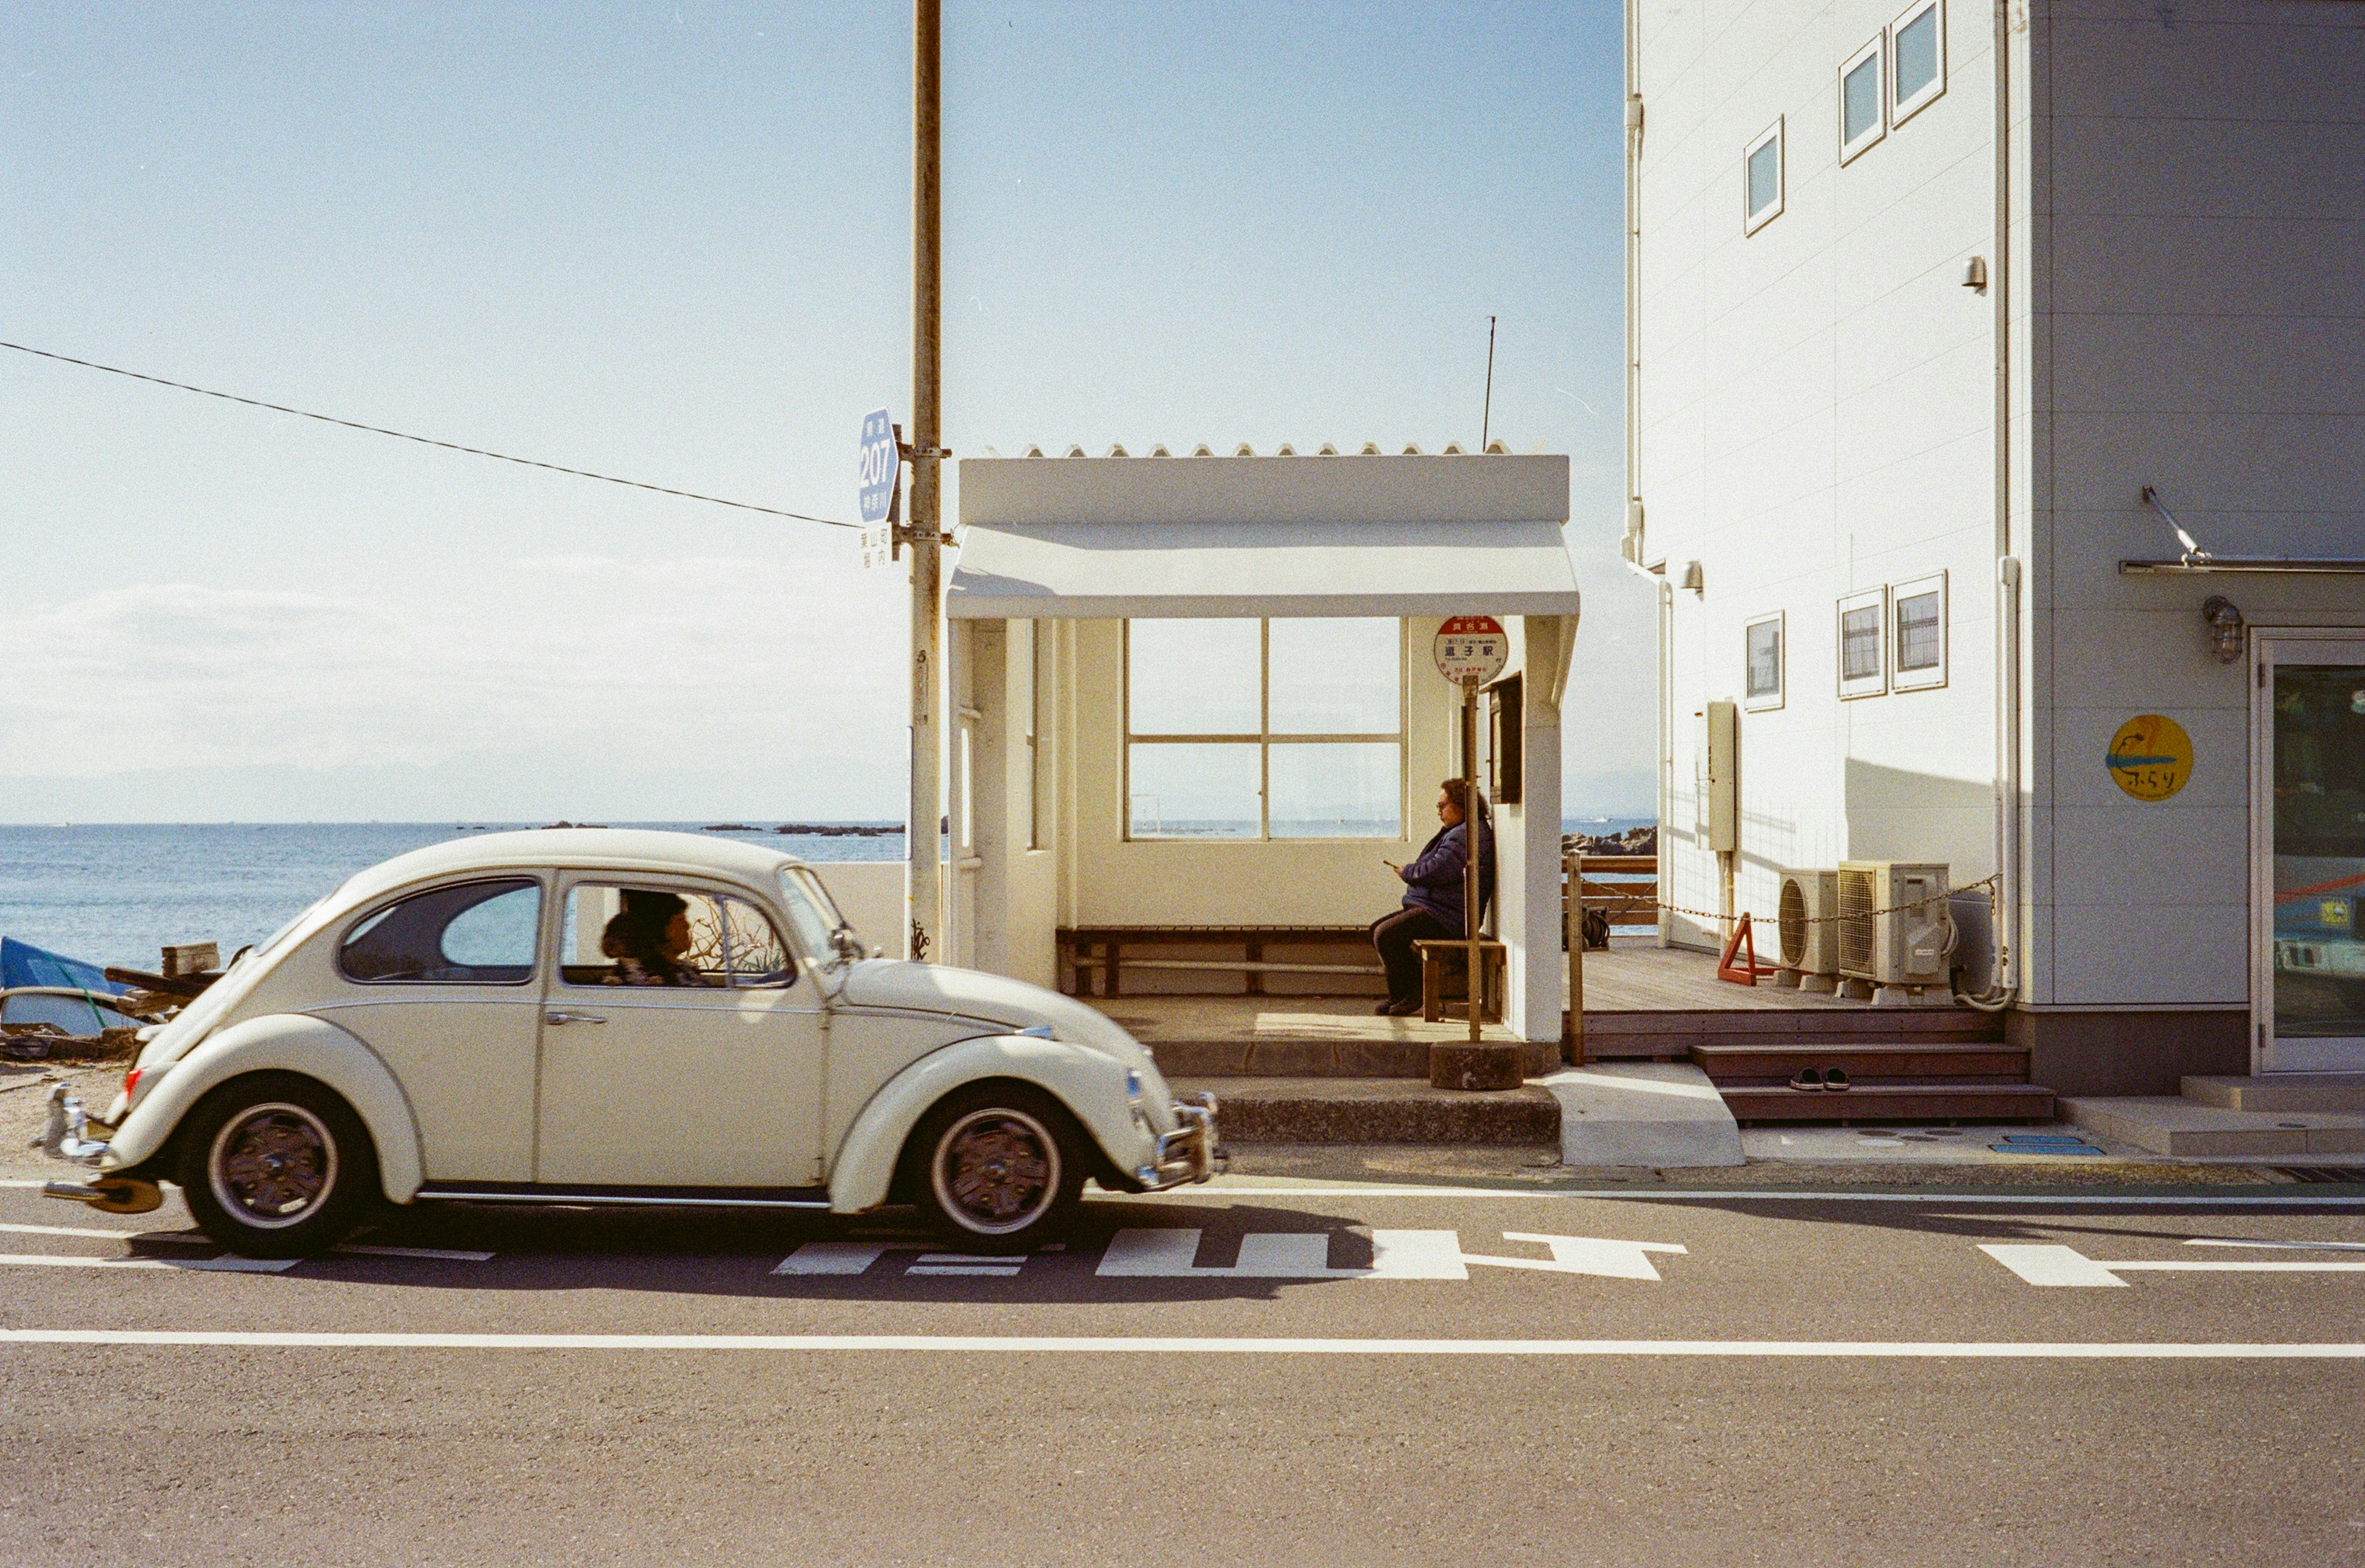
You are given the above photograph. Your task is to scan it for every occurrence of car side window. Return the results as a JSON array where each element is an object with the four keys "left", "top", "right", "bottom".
[
  {"left": 339, "top": 879, "right": 542, "bottom": 985},
  {"left": 560, "top": 885, "right": 796, "bottom": 990}
]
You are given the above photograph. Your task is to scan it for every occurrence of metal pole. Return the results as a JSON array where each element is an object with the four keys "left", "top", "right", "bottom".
[
  {"left": 1481, "top": 315, "right": 1497, "bottom": 453},
  {"left": 1565, "top": 849, "right": 1586, "bottom": 1066},
  {"left": 907, "top": 0, "right": 944, "bottom": 964},
  {"left": 1462, "top": 680, "right": 1481, "bottom": 1043}
]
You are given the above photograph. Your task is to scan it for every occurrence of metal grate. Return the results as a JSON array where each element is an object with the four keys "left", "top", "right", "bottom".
[
  {"left": 2275, "top": 1165, "right": 2365, "bottom": 1185},
  {"left": 1779, "top": 878, "right": 1809, "bottom": 969},
  {"left": 1837, "top": 867, "right": 1877, "bottom": 974}
]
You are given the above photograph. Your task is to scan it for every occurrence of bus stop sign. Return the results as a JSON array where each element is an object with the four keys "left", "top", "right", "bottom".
[
  {"left": 1433, "top": 615, "right": 1508, "bottom": 687},
  {"left": 859, "top": 409, "right": 899, "bottom": 525}
]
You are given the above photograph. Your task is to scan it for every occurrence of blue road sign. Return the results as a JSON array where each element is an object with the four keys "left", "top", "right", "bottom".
[{"left": 859, "top": 409, "right": 899, "bottom": 525}]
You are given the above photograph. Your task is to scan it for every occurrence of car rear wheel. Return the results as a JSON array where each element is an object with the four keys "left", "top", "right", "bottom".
[
  {"left": 176, "top": 1073, "right": 378, "bottom": 1258},
  {"left": 910, "top": 1084, "right": 1085, "bottom": 1253}
]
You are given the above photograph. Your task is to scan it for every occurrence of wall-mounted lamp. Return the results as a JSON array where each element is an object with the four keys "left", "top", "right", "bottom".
[
  {"left": 1963, "top": 256, "right": 1989, "bottom": 293},
  {"left": 1680, "top": 560, "right": 1705, "bottom": 594},
  {"left": 2201, "top": 594, "right": 2246, "bottom": 664}
]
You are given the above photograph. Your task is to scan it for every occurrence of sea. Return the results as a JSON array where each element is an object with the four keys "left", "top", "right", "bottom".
[{"left": 0, "top": 815, "right": 1654, "bottom": 974}]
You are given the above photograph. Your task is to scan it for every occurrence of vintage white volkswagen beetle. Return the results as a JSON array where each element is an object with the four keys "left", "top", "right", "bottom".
[{"left": 38, "top": 830, "right": 1218, "bottom": 1256}]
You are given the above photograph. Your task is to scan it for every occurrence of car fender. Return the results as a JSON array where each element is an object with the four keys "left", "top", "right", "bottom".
[
  {"left": 828, "top": 1034, "right": 1146, "bottom": 1214},
  {"left": 102, "top": 1012, "right": 426, "bottom": 1205}
]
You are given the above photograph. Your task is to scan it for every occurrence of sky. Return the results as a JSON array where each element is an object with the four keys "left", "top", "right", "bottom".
[{"left": 0, "top": 1, "right": 1652, "bottom": 823}]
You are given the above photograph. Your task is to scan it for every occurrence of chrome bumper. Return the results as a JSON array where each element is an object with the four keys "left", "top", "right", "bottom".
[
  {"left": 33, "top": 1084, "right": 110, "bottom": 1168},
  {"left": 1134, "top": 1093, "right": 1224, "bottom": 1191}
]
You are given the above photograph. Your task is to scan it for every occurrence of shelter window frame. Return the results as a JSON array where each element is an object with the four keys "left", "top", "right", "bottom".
[
  {"left": 1839, "top": 36, "right": 1886, "bottom": 163},
  {"left": 1025, "top": 620, "right": 1053, "bottom": 851},
  {"left": 1122, "top": 618, "right": 1407, "bottom": 843},
  {"left": 1890, "top": 0, "right": 1946, "bottom": 124},
  {"left": 1744, "top": 611, "right": 1786, "bottom": 711},
  {"left": 1744, "top": 118, "right": 1785, "bottom": 235},
  {"left": 1838, "top": 588, "right": 1890, "bottom": 700},
  {"left": 1892, "top": 572, "right": 1948, "bottom": 691}
]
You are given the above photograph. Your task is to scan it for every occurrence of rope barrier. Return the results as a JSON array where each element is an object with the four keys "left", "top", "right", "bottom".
[{"left": 1566, "top": 868, "right": 2002, "bottom": 927}]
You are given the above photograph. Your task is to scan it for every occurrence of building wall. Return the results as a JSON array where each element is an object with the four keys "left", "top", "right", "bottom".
[
  {"left": 2020, "top": 0, "right": 2365, "bottom": 1018},
  {"left": 1636, "top": 0, "right": 2006, "bottom": 953}
]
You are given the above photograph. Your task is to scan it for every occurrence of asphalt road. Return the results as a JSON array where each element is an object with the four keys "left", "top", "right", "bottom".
[{"left": 0, "top": 1171, "right": 2359, "bottom": 1567}]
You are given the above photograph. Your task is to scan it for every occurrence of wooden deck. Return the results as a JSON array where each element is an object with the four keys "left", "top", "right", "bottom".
[{"left": 1575, "top": 938, "right": 1878, "bottom": 1012}]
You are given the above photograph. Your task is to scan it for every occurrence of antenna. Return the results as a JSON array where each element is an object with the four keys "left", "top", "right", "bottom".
[{"left": 1481, "top": 315, "right": 1498, "bottom": 452}]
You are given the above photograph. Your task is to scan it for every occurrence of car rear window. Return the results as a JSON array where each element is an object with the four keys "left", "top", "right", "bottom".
[{"left": 338, "top": 879, "right": 543, "bottom": 985}]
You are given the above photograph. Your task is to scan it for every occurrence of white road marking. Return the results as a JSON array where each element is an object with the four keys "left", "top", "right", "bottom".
[
  {"left": 331, "top": 1243, "right": 495, "bottom": 1262},
  {"left": 0, "top": 1328, "right": 2358, "bottom": 1358},
  {"left": 774, "top": 1242, "right": 889, "bottom": 1275},
  {"left": 0, "top": 1252, "right": 295, "bottom": 1274},
  {"left": 1098, "top": 1229, "right": 1470, "bottom": 1280},
  {"left": 0, "top": 1221, "right": 209, "bottom": 1244},
  {"left": 908, "top": 1265, "right": 1022, "bottom": 1277},
  {"left": 1466, "top": 1234, "right": 1688, "bottom": 1280},
  {"left": 1985, "top": 1242, "right": 2365, "bottom": 1287},
  {"left": 2186, "top": 1237, "right": 2365, "bottom": 1253}
]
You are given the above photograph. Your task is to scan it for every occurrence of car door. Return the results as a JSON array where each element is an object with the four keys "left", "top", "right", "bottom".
[
  {"left": 307, "top": 876, "right": 547, "bottom": 1182},
  {"left": 534, "top": 878, "right": 827, "bottom": 1187}
]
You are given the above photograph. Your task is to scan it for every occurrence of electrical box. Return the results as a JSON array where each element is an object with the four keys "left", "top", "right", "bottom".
[{"left": 1704, "top": 700, "right": 1737, "bottom": 853}]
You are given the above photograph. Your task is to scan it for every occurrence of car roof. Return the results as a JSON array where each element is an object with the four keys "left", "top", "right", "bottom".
[{"left": 335, "top": 828, "right": 802, "bottom": 910}]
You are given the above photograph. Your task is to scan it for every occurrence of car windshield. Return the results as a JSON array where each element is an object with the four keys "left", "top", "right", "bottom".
[{"left": 780, "top": 868, "right": 852, "bottom": 965}]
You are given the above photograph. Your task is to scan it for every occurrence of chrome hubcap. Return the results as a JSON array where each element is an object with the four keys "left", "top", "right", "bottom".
[
  {"left": 209, "top": 1104, "right": 337, "bottom": 1228},
  {"left": 932, "top": 1109, "right": 1058, "bottom": 1235}
]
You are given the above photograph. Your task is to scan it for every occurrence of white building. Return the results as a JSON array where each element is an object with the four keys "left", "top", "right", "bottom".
[{"left": 1627, "top": 0, "right": 2365, "bottom": 1090}]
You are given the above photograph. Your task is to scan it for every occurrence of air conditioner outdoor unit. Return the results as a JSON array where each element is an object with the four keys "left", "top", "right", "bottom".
[
  {"left": 1837, "top": 860, "right": 1955, "bottom": 1002},
  {"left": 1776, "top": 870, "right": 1842, "bottom": 993}
]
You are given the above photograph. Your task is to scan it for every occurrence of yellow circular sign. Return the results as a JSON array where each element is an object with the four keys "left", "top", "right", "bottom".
[{"left": 2105, "top": 714, "right": 2193, "bottom": 801}]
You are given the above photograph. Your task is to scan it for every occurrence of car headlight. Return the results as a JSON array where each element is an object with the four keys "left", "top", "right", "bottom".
[{"left": 1125, "top": 1068, "right": 1151, "bottom": 1130}]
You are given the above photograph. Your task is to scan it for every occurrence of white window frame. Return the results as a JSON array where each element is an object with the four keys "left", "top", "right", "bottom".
[
  {"left": 1838, "top": 35, "right": 1887, "bottom": 164},
  {"left": 1888, "top": 0, "right": 1946, "bottom": 125},
  {"left": 1891, "top": 572, "right": 1949, "bottom": 692},
  {"left": 1744, "top": 611, "right": 1786, "bottom": 712},
  {"left": 1743, "top": 118, "right": 1785, "bottom": 235},
  {"left": 1838, "top": 587, "right": 1890, "bottom": 700}
]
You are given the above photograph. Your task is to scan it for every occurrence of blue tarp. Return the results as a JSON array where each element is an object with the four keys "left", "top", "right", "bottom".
[{"left": 0, "top": 937, "right": 127, "bottom": 997}]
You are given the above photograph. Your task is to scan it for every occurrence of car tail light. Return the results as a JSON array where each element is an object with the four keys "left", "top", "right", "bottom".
[{"left": 123, "top": 1067, "right": 143, "bottom": 1099}]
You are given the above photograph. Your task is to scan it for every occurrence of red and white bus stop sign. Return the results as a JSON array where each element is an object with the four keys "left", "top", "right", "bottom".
[{"left": 1433, "top": 615, "right": 1508, "bottom": 687}]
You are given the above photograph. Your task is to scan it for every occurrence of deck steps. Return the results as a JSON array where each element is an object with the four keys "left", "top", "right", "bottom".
[
  {"left": 1691, "top": 1042, "right": 2031, "bottom": 1082},
  {"left": 1688, "top": 1033, "right": 2052, "bottom": 1125},
  {"left": 1579, "top": 1007, "right": 2007, "bottom": 1059},
  {"left": 1719, "top": 1083, "right": 2056, "bottom": 1124}
]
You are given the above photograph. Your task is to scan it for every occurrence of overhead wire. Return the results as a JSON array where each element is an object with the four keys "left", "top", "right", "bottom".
[{"left": 0, "top": 339, "right": 859, "bottom": 528}]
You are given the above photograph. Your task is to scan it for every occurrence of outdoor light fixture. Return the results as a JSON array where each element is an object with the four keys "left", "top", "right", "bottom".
[
  {"left": 2201, "top": 595, "right": 2246, "bottom": 664},
  {"left": 1680, "top": 560, "right": 1705, "bottom": 594},
  {"left": 1963, "top": 256, "right": 1988, "bottom": 291}
]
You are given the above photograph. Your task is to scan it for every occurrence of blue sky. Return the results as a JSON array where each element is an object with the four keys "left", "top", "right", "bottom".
[{"left": 0, "top": 1, "right": 1651, "bottom": 822}]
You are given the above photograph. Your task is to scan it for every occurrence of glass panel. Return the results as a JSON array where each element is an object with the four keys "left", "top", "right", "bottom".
[
  {"left": 1746, "top": 621, "right": 1782, "bottom": 698},
  {"left": 1894, "top": 7, "right": 1939, "bottom": 100},
  {"left": 785, "top": 868, "right": 852, "bottom": 961},
  {"left": 1841, "top": 605, "right": 1883, "bottom": 681},
  {"left": 1843, "top": 53, "right": 1882, "bottom": 144},
  {"left": 339, "top": 879, "right": 540, "bottom": 985},
  {"left": 1128, "top": 619, "right": 1259, "bottom": 735},
  {"left": 1267, "top": 618, "right": 1400, "bottom": 734},
  {"left": 1269, "top": 743, "right": 1402, "bottom": 839},
  {"left": 1746, "top": 137, "right": 1780, "bottom": 217},
  {"left": 1896, "top": 592, "right": 1943, "bottom": 671},
  {"left": 2273, "top": 668, "right": 2365, "bottom": 1040},
  {"left": 560, "top": 886, "right": 726, "bottom": 988},
  {"left": 1128, "top": 742, "right": 1260, "bottom": 838},
  {"left": 722, "top": 897, "right": 794, "bottom": 987}
]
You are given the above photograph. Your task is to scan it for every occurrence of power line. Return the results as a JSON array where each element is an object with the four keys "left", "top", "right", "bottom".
[{"left": 0, "top": 339, "right": 859, "bottom": 529}]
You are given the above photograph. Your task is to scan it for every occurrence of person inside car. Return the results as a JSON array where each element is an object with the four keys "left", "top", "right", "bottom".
[{"left": 599, "top": 891, "right": 710, "bottom": 987}]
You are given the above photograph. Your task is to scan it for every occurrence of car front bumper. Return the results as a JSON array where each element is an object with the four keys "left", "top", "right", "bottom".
[{"left": 1134, "top": 1093, "right": 1224, "bottom": 1191}]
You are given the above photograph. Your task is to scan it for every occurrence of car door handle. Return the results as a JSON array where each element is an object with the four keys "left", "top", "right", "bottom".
[{"left": 544, "top": 1011, "right": 607, "bottom": 1026}]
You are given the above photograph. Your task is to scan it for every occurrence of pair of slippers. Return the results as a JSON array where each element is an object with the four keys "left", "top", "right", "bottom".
[{"left": 1790, "top": 1068, "right": 1852, "bottom": 1091}]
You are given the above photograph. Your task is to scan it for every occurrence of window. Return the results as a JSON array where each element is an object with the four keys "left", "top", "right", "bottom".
[
  {"left": 1125, "top": 617, "right": 1404, "bottom": 839},
  {"left": 1840, "top": 36, "right": 1886, "bottom": 161},
  {"left": 1893, "top": 572, "right": 1947, "bottom": 690},
  {"left": 1744, "top": 118, "right": 1784, "bottom": 233},
  {"left": 1744, "top": 612, "right": 1785, "bottom": 711},
  {"left": 1890, "top": 0, "right": 1945, "bottom": 123},
  {"left": 1838, "top": 588, "right": 1890, "bottom": 699},
  {"left": 559, "top": 885, "right": 794, "bottom": 988},
  {"left": 339, "top": 878, "right": 541, "bottom": 985}
]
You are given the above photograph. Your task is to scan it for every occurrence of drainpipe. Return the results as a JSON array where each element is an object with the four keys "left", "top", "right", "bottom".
[{"left": 1962, "top": 0, "right": 2020, "bottom": 1012}]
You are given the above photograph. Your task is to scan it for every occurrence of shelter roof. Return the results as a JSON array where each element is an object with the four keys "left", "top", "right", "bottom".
[{"left": 947, "top": 451, "right": 1579, "bottom": 620}]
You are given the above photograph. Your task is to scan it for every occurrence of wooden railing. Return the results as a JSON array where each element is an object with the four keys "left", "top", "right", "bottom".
[{"left": 1569, "top": 854, "right": 1659, "bottom": 931}]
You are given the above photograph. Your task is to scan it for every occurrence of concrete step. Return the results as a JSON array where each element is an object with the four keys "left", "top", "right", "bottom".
[
  {"left": 1691, "top": 1042, "right": 2030, "bottom": 1084},
  {"left": 2063, "top": 1096, "right": 2365, "bottom": 1158},
  {"left": 1173, "top": 1077, "right": 1559, "bottom": 1146},
  {"left": 1150, "top": 1038, "right": 1558, "bottom": 1080},
  {"left": 2181, "top": 1073, "right": 2365, "bottom": 1115},
  {"left": 1542, "top": 1062, "right": 1744, "bottom": 1168},
  {"left": 1721, "top": 1083, "right": 2055, "bottom": 1125}
]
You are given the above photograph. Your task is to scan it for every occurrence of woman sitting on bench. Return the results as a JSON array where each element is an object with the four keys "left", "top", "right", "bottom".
[{"left": 1371, "top": 778, "right": 1494, "bottom": 1016}]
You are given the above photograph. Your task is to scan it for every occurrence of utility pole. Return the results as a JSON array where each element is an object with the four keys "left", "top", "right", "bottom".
[{"left": 906, "top": 0, "right": 945, "bottom": 963}]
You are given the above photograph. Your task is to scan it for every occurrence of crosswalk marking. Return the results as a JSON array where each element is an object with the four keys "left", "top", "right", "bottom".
[
  {"left": 1984, "top": 1242, "right": 2365, "bottom": 1287},
  {"left": 0, "top": 1251, "right": 296, "bottom": 1274},
  {"left": 1096, "top": 1229, "right": 1470, "bottom": 1280}
]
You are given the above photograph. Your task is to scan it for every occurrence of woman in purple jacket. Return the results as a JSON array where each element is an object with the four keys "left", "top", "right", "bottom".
[{"left": 1370, "top": 778, "right": 1494, "bottom": 1016}]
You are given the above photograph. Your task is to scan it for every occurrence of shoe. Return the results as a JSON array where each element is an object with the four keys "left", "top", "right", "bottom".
[
  {"left": 1789, "top": 1069, "right": 1824, "bottom": 1091},
  {"left": 1386, "top": 998, "right": 1424, "bottom": 1017},
  {"left": 1373, "top": 1001, "right": 1397, "bottom": 1016},
  {"left": 1822, "top": 1068, "right": 1851, "bottom": 1091}
]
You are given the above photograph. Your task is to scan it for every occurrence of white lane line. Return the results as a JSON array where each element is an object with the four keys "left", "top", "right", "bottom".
[
  {"left": 331, "top": 1244, "right": 496, "bottom": 1262},
  {"left": 1985, "top": 1242, "right": 2365, "bottom": 1287},
  {"left": 0, "top": 1253, "right": 295, "bottom": 1274},
  {"left": 0, "top": 1221, "right": 210, "bottom": 1244},
  {"left": 907, "top": 1266, "right": 1022, "bottom": 1277},
  {"left": 2186, "top": 1237, "right": 2365, "bottom": 1253},
  {"left": 0, "top": 1328, "right": 2358, "bottom": 1358},
  {"left": 1100, "top": 1189, "right": 2365, "bottom": 1206}
]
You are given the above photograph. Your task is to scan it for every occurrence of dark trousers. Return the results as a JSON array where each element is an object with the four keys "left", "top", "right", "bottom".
[{"left": 1371, "top": 907, "right": 1453, "bottom": 1006}]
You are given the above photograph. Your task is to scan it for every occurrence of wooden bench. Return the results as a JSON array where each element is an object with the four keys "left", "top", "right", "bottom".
[
  {"left": 1570, "top": 854, "right": 1659, "bottom": 940},
  {"left": 1058, "top": 926, "right": 1383, "bottom": 998},
  {"left": 1413, "top": 937, "right": 1506, "bottom": 1023}
]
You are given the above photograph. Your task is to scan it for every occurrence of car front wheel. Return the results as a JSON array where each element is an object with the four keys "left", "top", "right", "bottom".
[
  {"left": 910, "top": 1084, "right": 1085, "bottom": 1253},
  {"left": 176, "top": 1073, "right": 378, "bottom": 1258}
]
